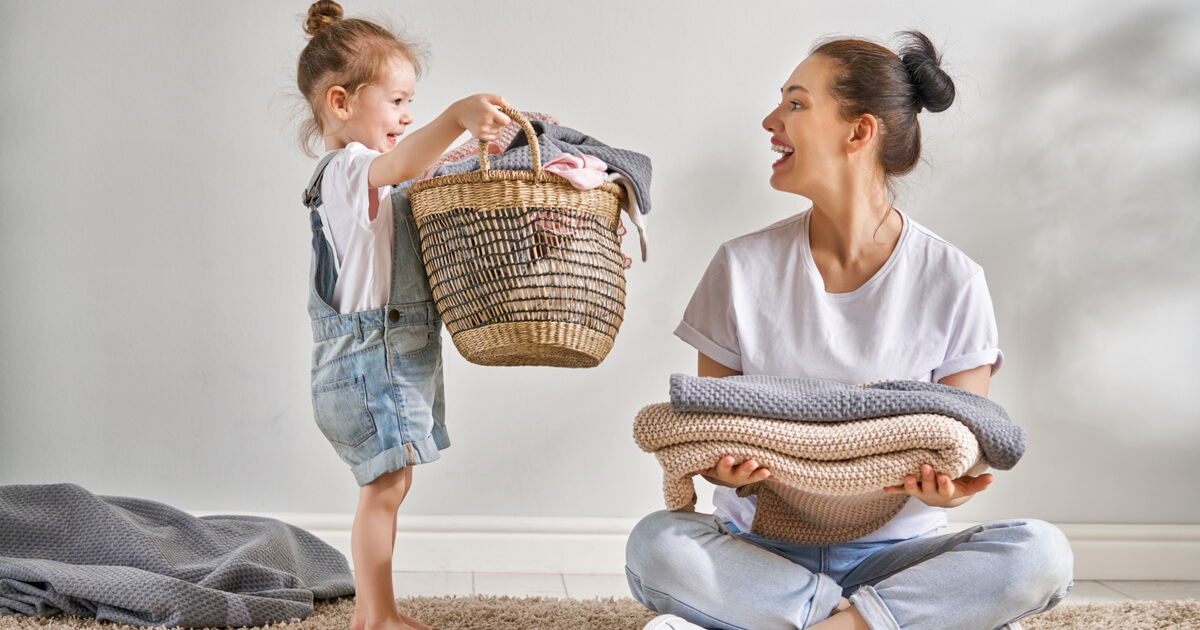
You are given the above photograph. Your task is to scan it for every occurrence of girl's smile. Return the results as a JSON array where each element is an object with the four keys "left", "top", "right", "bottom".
[{"left": 326, "top": 57, "right": 416, "bottom": 154}]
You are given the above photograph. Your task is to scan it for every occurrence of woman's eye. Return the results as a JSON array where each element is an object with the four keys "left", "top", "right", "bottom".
[{"left": 790, "top": 101, "right": 804, "bottom": 111}]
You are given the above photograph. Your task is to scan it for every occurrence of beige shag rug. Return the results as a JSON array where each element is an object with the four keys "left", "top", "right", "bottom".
[{"left": 1, "top": 597, "right": 1198, "bottom": 630}]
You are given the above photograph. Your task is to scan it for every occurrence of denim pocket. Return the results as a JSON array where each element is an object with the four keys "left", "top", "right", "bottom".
[
  {"left": 312, "top": 374, "right": 378, "bottom": 447},
  {"left": 388, "top": 322, "right": 437, "bottom": 357}
]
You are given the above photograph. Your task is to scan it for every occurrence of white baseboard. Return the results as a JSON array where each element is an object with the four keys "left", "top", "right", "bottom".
[{"left": 204, "top": 512, "right": 1200, "bottom": 580}]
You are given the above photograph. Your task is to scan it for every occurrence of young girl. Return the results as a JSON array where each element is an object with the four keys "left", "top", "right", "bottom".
[
  {"left": 625, "top": 32, "right": 1073, "bottom": 630},
  {"left": 295, "top": 3, "right": 510, "bottom": 630}
]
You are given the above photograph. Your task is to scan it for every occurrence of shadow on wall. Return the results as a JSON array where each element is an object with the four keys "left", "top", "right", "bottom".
[{"left": 934, "top": 5, "right": 1200, "bottom": 453}]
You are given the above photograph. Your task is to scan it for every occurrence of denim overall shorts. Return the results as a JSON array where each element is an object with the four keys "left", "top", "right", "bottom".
[{"left": 303, "top": 151, "right": 448, "bottom": 486}]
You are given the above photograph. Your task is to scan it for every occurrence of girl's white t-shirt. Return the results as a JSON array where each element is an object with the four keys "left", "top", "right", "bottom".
[
  {"left": 319, "top": 142, "right": 394, "bottom": 314},
  {"left": 674, "top": 208, "right": 1003, "bottom": 542}
]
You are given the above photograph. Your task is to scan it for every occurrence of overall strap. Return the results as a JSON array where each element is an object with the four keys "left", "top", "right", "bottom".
[
  {"left": 304, "top": 150, "right": 344, "bottom": 277},
  {"left": 303, "top": 150, "right": 342, "bottom": 207},
  {"left": 305, "top": 150, "right": 344, "bottom": 316},
  {"left": 386, "top": 182, "right": 437, "bottom": 310}
]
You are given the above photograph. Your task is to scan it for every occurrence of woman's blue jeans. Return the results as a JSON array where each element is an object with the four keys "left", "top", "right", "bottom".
[{"left": 625, "top": 510, "right": 1073, "bottom": 630}]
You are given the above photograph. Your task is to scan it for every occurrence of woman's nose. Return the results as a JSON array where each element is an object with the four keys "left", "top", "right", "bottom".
[{"left": 762, "top": 108, "right": 779, "bottom": 133}]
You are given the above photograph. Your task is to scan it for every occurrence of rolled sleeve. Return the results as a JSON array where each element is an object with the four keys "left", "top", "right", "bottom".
[
  {"left": 674, "top": 320, "right": 742, "bottom": 372},
  {"left": 935, "top": 270, "right": 1003, "bottom": 381},
  {"left": 675, "top": 245, "right": 744, "bottom": 372},
  {"left": 933, "top": 348, "right": 1003, "bottom": 382}
]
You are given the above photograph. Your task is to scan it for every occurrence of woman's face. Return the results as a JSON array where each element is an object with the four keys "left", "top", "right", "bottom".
[{"left": 762, "top": 55, "right": 852, "bottom": 197}]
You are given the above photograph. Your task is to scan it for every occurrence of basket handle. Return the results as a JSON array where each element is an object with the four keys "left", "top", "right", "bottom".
[{"left": 477, "top": 105, "right": 542, "bottom": 183}]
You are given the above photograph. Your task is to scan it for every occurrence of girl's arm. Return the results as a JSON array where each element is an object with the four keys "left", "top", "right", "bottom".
[{"left": 368, "top": 94, "right": 510, "bottom": 189}]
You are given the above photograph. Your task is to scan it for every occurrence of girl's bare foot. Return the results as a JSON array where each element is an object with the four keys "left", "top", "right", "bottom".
[
  {"left": 353, "top": 613, "right": 437, "bottom": 630},
  {"left": 397, "top": 612, "right": 438, "bottom": 630}
]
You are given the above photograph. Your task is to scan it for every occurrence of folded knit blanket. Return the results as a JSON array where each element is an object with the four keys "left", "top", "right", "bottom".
[
  {"left": 634, "top": 405, "right": 987, "bottom": 545},
  {"left": 0, "top": 484, "right": 354, "bottom": 628},
  {"left": 670, "top": 374, "right": 1025, "bottom": 470}
]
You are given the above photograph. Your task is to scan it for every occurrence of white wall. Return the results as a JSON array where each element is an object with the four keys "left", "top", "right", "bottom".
[{"left": 1, "top": 1, "right": 1197, "bottom": 528}]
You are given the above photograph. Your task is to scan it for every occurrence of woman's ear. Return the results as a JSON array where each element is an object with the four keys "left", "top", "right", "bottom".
[
  {"left": 846, "top": 114, "right": 878, "bottom": 155},
  {"left": 325, "top": 86, "right": 351, "bottom": 122}
]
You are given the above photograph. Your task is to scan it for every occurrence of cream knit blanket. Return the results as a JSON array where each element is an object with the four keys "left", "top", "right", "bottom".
[{"left": 633, "top": 404, "right": 987, "bottom": 545}]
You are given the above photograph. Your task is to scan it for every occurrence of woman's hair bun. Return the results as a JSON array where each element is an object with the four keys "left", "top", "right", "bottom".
[
  {"left": 304, "top": 0, "right": 344, "bottom": 37},
  {"left": 898, "top": 30, "right": 955, "bottom": 113}
]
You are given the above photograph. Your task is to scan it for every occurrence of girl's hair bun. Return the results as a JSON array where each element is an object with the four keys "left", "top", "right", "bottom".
[
  {"left": 304, "top": 0, "right": 344, "bottom": 38},
  {"left": 898, "top": 30, "right": 955, "bottom": 113}
]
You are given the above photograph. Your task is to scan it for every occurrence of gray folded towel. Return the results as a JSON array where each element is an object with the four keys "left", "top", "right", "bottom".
[{"left": 669, "top": 373, "right": 1025, "bottom": 470}]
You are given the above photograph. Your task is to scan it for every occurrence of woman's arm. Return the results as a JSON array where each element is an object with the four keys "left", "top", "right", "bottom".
[
  {"left": 885, "top": 363, "right": 997, "bottom": 507},
  {"left": 695, "top": 352, "right": 774, "bottom": 488},
  {"left": 937, "top": 364, "right": 991, "bottom": 397},
  {"left": 698, "top": 351, "right": 742, "bottom": 378}
]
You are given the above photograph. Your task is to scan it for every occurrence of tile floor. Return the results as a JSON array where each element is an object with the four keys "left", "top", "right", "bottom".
[{"left": 388, "top": 573, "right": 1200, "bottom": 603}]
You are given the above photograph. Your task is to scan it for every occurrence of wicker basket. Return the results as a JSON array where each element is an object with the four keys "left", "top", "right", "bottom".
[{"left": 407, "top": 107, "right": 627, "bottom": 368}]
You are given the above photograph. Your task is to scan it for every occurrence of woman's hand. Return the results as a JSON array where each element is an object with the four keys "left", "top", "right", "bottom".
[
  {"left": 694, "top": 456, "right": 776, "bottom": 489},
  {"left": 884, "top": 464, "right": 993, "bottom": 508}
]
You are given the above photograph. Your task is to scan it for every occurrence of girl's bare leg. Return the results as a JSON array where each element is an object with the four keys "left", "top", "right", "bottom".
[{"left": 349, "top": 467, "right": 438, "bottom": 630}]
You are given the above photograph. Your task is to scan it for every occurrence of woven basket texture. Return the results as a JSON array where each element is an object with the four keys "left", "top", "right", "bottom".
[{"left": 408, "top": 108, "right": 627, "bottom": 368}]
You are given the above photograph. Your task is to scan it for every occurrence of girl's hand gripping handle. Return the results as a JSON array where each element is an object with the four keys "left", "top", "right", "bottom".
[{"left": 450, "top": 94, "right": 512, "bottom": 143}]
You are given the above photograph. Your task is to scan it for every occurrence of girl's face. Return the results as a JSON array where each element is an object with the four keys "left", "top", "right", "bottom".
[
  {"left": 761, "top": 55, "right": 853, "bottom": 197},
  {"left": 341, "top": 56, "right": 416, "bottom": 153}
]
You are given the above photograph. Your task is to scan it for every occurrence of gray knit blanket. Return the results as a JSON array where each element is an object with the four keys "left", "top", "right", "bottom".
[
  {"left": 669, "top": 374, "right": 1025, "bottom": 470},
  {"left": 433, "top": 121, "right": 653, "bottom": 214},
  {"left": 0, "top": 484, "right": 353, "bottom": 628}
]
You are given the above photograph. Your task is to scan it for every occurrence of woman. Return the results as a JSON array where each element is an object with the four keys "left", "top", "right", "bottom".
[{"left": 625, "top": 32, "right": 1073, "bottom": 630}]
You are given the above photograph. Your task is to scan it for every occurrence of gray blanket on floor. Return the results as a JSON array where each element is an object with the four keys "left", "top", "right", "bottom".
[
  {"left": 669, "top": 374, "right": 1026, "bottom": 470},
  {"left": 0, "top": 484, "right": 354, "bottom": 628}
]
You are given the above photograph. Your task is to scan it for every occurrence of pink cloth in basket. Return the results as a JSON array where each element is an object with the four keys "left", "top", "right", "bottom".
[{"left": 541, "top": 154, "right": 608, "bottom": 189}]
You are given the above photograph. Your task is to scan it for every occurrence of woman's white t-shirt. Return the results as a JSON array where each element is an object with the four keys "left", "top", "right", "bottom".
[
  {"left": 674, "top": 208, "right": 1003, "bottom": 542},
  {"left": 319, "top": 142, "right": 394, "bottom": 314}
]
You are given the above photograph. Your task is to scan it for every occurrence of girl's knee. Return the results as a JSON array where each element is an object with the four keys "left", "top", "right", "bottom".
[{"left": 359, "top": 466, "right": 411, "bottom": 508}]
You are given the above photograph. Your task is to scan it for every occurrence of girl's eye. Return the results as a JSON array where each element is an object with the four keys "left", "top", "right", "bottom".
[{"left": 789, "top": 101, "right": 804, "bottom": 111}]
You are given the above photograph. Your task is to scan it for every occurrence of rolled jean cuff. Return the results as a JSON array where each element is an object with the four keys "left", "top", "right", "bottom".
[
  {"left": 804, "top": 573, "right": 847, "bottom": 627},
  {"left": 849, "top": 585, "right": 900, "bottom": 630}
]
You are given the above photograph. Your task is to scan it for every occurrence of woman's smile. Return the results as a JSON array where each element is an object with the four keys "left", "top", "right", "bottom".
[{"left": 770, "top": 138, "right": 794, "bottom": 168}]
